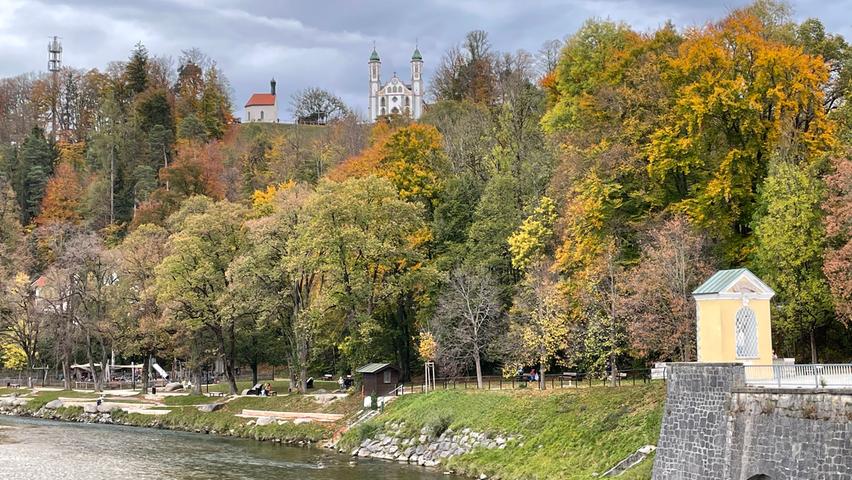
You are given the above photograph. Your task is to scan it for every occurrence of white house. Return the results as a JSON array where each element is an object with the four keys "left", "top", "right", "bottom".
[
  {"left": 245, "top": 78, "right": 278, "bottom": 123},
  {"left": 368, "top": 47, "right": 424, "bottom": 122}
]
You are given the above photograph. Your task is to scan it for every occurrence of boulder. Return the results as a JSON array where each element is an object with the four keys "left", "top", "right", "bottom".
[
  {"left": 83, "top": 404, "right": 98, "bottom": 414},
  {"left": 196, "top": 403, "right": 223, "bottom": 413},
  {"left": 256, "top": 416, "right": 275, "bottom": 426},
  {"left": 44, "top": 399, "right": 64, "bottom": 410},
  {"left": 293, "top": 418, "right": 312, "bottom": 425},
  {"left": 163, "top": 382, "right": 183, "bottom": 392},
  {"left": 97, "top": 403, "right": 114, "bottom": 413}
]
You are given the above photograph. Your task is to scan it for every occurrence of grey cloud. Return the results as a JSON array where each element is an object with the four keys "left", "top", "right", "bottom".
[{"left": 1, "top": 0, "right": 850, "bottom": 120}]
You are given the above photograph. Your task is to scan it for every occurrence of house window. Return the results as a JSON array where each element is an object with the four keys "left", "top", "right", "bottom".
[
  {"left": 260, "top": 110, "right": 264, "bottom": 121},
  {"left": 735, "top": 306, "right": 759, "bottom": 358},
  {"left": 247, "top": 111, "right": 251, "bottom": 122},
  {"left": 383, "top": 370, "right": 391, "bottom": 384}
]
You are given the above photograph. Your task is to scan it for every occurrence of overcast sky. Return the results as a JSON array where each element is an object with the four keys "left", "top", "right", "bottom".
[{"left": 2, "top": 0, "right": 851, "bottom": 120}]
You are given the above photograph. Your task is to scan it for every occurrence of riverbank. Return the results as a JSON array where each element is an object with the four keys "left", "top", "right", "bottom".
[
  {"left": 338, "top": 383, "right": 665, "bottom": 479},
  {"left": 0, "top": 386, "right": 358, "bottom": 446},
  {"left": 0, "top": 415, "right": 446, "bottom": 480},
  {"left": 0, "top": 382, "right": 666, "bottom": 479}
]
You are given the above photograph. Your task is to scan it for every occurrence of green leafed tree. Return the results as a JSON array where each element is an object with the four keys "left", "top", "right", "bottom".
[
  {"left": 156, "top": 197, "right": 248, "bottom": 394},
  {"left": 752, "top": 161, "right": 834, "bottom": 363}
]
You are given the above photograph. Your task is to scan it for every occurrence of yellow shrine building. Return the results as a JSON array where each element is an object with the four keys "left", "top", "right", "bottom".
[{"left": 693, "top": 268, "right": 775, "bottom": 365}]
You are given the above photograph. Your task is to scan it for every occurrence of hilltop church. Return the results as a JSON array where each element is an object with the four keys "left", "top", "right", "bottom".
[{"left": 368, "top": 46, "right": 424, "bottom": 122}]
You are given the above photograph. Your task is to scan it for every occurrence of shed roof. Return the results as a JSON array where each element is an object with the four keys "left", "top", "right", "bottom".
[
  {"left": 693, "top": 268, "right": 774, "bottom": 296},
  {"left": 356, "top": 362, "right": 395, "bottom": 374}
]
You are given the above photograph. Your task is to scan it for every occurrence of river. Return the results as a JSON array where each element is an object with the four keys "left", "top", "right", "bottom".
[{"left": 0, "top": 416, "right": 446, "bottom": 480}]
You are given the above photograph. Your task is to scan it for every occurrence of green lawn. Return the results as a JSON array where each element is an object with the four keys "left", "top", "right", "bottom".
[{"left": 341, "top": 383, "right": 665, "bottom": 480}]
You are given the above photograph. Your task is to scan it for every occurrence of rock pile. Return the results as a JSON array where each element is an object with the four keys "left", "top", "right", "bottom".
[{"left": 350, "top": 421, "right": 516, "bottom": 468}]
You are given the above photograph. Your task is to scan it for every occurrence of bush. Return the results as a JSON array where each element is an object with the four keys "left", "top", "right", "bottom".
[{"left": 427, "top": 414, "right": 453, "bottom": 438}]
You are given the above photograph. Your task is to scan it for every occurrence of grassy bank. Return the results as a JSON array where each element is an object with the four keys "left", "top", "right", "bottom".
[{"left": 341, "top": 382, "right": 665, "bottom": 479}]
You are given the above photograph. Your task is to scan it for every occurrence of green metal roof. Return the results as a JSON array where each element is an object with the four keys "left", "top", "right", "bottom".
[
  {"left": 411, "top": 47, "right": 422, "bottom": 61},
  {"left": 370, "top": 48, "right": 380, "bottom": 62},
  {"left": 693, "top": 268, "right": 750, "bottom": 295},
  {"left": 356, "top": 362, "right": 392, "bottom": 374}
]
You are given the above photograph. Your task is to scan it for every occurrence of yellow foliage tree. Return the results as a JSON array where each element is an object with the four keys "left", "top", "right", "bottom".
[{"left": 646, "top": 10, "right": 836, "bottom": 260}]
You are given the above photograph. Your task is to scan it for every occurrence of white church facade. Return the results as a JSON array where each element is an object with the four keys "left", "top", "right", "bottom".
[
  {"left": 244, "top": 78, "right": 278, "bottom": 123},
  {"left": 368, "top": 47, "right": 424, "bottom": 122}
]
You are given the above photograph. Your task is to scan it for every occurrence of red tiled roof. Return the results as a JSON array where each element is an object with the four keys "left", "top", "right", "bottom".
[
  {"left": 245, "top": 93, "right": 276, "bottom": 107},
  {"left": 33, "top": 276, "right": 47, "bottom": 288}
]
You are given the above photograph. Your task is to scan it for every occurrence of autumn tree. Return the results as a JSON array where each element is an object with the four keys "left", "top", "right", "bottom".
[
  {"left": 647, "top": 10, "right": 836, "bottom": 261},
  {"left": 378, "top": 123, "right": 447, "bottom": 216},
  {"left": 505, "top": 261, "right": 570, "bottom": 390},
  {"left": 431, "top": 267, "right": 504, "bottom": 388},
  {"left": 622, "top": 216, "right": 715, "bottom": 361},
  {"left": 823, "top": 154, "right": 852, "bottom": 324},
  {"left": 35, "top": 159, "right": 83, "bottom": 226}
]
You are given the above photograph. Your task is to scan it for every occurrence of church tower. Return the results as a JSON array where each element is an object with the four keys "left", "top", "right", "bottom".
[
  {"left": 368, "top": 47, "right": 381, "bottom": 122},
  {"left": 411, "top": 47, "right": 423, "bottom": 119}
]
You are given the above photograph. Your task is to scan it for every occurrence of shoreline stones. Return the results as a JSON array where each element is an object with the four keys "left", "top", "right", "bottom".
[{"left": 348, "top": 421, "right": 516, "bottom": 468}]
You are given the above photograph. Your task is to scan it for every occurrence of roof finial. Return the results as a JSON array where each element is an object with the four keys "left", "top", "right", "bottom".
[{"left": 370, "top": 41, "right": 380, "bottom": 62}]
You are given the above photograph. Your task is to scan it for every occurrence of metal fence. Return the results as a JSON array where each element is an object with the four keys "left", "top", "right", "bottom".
[
  {"left": 399, "top": 368, "right": 664, "bottom": 394},
  {"left": 744, "top": 364, "right": 852, "bottom": 389}
]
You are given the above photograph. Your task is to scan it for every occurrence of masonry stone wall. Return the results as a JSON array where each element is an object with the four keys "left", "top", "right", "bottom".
[{"left": 653, "top": 363, "right": 852, "bottom": 480}]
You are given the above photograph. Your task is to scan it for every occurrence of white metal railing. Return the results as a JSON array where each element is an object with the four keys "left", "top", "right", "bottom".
[{"left": 743, "top": 364, "right": 852, "bottom": 389}]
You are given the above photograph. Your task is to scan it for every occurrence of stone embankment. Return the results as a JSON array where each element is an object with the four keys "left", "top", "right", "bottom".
[
  {"left": 349, "top": 420, "right": 517, "bottom": 469},
  {"left": 0, "top": 396, "right": 118, "bottom": 424}
]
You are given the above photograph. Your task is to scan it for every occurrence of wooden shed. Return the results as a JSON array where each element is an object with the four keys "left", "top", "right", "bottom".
[{"left": 356, "top": 363, "right": 400, "bottom": 397}]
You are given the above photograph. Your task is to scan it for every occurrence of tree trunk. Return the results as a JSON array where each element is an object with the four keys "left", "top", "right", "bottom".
[
  {"left": 85, "top": 333, "right": 101, "bottom": 392},
  {"left": 62, "top": 355, "right": 71, "bottom": 390},
  {"left": 610, "top": 353, "right": 619, "bottom": 387},
  {"left": 474, "top": 351, "right": 483, "bottom": 389},
  {"left": 216, "top": 330, "right": 239, "bottom": 395},
  {"left": 287, "top": 360, "right": 297, "bottom": 393},
  {"left": 141, "top": 354, "right": 150, "bottom": 394},
  {"left": 810, "top": 329, "right": 818, "bottom": 364},
  {"left": 539, "top": 360, "right": 547, "bottom": 390},
  {"left": 250, "top": 362, "right": 258, "bottom": 387},
  {"left": 191, "top": 367, "right": 202, "bottom": 395}
]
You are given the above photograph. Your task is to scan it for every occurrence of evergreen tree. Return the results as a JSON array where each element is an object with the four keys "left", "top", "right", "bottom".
[
  {"left": 125, "top": 42, "right": 149, "bottom": 96},
  {"left": 17, "top": 127, "right": 56, "bottom": 224}
]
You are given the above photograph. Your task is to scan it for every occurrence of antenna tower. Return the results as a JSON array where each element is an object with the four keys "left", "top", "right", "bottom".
[
  {"left": 47, "top": 36, "right": 62, "bottom": 141},
  {"left": 48, "top": 36, "right": 62, "bottom": 72}
]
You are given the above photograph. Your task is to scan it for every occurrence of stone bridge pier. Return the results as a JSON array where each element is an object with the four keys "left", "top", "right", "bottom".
[{"left": 652, "top": 363, "right": 851, "bottom": 480}]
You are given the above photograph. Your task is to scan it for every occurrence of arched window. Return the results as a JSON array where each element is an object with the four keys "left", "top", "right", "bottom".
[
  {"left": 735, "top": 306, "right": 758, "bottom": 358},
  {"left": 380, "top": 97, "right": 386, "bottom": 106},
  {"left": 748, "top": 475, "right": 770, "bottom": 480},
  {"left": 380, "top": 107, "right": 386, "bottom": 115},
  {"left": 260, "top": 110, "right": 264, "bottom": 121},
  {"left": 405, "top": 96, "right": 410, "bottom": 106}
]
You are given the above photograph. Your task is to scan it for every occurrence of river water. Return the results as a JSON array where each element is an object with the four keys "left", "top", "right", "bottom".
[{"left": 0, "top": 416, "right": 445, "bottom": 480}]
